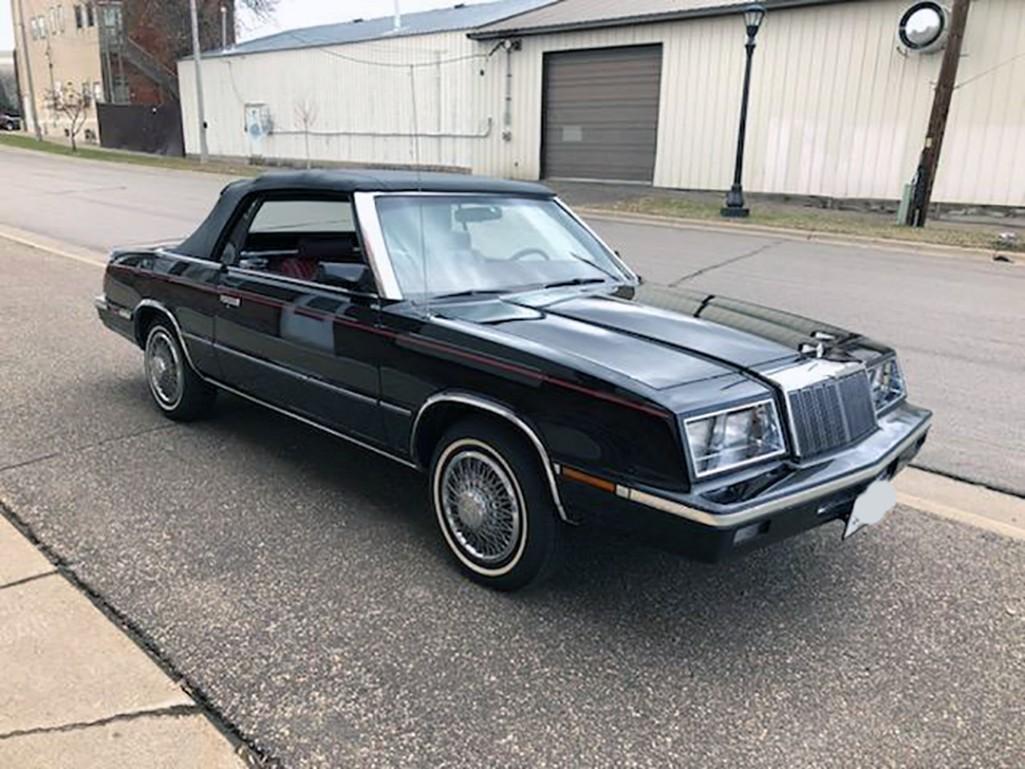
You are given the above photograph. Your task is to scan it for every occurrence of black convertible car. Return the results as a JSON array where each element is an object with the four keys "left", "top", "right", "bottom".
[{"left": 95, "top": 171, "right": 931, "bottom": 589}]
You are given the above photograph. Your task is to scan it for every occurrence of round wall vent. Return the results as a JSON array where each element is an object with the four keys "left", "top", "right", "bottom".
[{"left": 898, "top": 2, "right": 950, "bottom": 54}]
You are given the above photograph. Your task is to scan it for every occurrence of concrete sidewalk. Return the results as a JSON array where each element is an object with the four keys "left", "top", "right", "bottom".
[{"left": 0, "top": 513, "right": 248, "bottom": 769}]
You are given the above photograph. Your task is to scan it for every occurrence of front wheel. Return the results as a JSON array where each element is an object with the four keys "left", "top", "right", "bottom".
[
  {"left": 430, "top": 418, "right": 565, "bottom": 591},
  {"left": 144, "top": 322, "right": 215, "bottom": 421}
]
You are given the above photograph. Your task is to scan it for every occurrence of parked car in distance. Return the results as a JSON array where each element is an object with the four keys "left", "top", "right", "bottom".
[
  {"left": 95, "top": 171, "right": 932, "bottom": 590},
  {"left": 0, "top": 113, "right": 21, "bottom": 131}
]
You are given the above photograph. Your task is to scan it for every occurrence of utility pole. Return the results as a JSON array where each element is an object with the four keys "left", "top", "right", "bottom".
[
  {"left": 15, "top": 0, "right": 43, "bottom": 140},
  {"left": 908, "top": 0, "right": 972, "bottom": 227},
  {"left": 44, "top": 25, "right": 56, "bottom": 99},
  {"left": 188, "top": 0, "right": 209, "bottom": 162}
]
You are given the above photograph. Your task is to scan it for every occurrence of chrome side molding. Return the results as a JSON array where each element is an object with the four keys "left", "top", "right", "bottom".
[{"left": 410, "top": 392, "right": 572, "bottom": 524}]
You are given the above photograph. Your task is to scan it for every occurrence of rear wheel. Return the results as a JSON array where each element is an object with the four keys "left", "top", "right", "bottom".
[
  {"left": 143, "top": 322, "right": 215, "bottom": 421},
  {"left": 430, "top": 418, "right": 564, "bottom": 591}
]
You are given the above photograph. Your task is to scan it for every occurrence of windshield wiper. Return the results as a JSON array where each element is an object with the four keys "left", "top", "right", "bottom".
[
  {"left": 432, "top": 288, "right": 508, "bottom": 300},
  {"left": 565, "top": 251, "right": 623, "bottom": 282},
  {"left": 540, "top": 277, "right": 609, "bottom": 290}
]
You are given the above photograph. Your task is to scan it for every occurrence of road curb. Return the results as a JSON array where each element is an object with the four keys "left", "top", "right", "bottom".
[
  {"left": 895, "top": 468, "right": 1025, "bottom": 541},
  {"left": 576, "top": 207, "right": 1023, "bottom": 265},
  {"left": 0, "top": 498, "right": 275, "bottom": 768}
]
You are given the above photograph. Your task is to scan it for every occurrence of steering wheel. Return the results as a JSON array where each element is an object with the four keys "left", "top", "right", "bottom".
[{"left": 509, "top": 247, "right": 552, "bottom": 262}]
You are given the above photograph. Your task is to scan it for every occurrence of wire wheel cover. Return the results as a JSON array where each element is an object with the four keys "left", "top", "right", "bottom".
[
  {"left": 441, "top": 450, "right": 522, "bottom": 564},
  {"left": 146, "top": 330, "right": 182, "bottom": 407}
]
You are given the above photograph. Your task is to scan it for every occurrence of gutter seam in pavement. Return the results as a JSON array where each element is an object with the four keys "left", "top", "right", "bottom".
[
  {"left": 670, "top": 240, "right": 786, "bottom": 285},
  {"left": 0, "top": 424, "right": 179, "bottom": 476}
]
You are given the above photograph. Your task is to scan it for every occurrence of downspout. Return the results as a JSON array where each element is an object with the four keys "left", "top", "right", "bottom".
[{"left": 502, "top": 39, "right": 520, "bottom": 141}]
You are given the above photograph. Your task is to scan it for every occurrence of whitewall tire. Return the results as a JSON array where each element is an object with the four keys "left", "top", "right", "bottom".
[{"left": 430, "top": 417, "right": 564, "bottom": 590}]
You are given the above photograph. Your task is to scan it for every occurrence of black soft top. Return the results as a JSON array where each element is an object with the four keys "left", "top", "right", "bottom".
[{"left": 177, "top": 169, "right": 554, "bottom": 260}]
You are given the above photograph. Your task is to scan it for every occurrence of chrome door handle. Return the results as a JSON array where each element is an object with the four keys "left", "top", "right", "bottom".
[{"left": 219, "top": 295, "right": 241, "bottom": 308}]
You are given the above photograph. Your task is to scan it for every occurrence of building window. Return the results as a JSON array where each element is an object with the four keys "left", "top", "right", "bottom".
[
  {"left": 58, "top": 6, "right": 66, "bottom": 33},
  {"left": 74, "top": 5, "right": 83, "bottom": 29},
  {"left": 49, "top": 8, "right": 56, "bottom": 35},
  {"left": 86, "top": 3, "right": 95, "bottom": 27}
]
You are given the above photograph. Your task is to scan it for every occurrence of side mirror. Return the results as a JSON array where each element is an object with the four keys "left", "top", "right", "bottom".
[{"left": 316, "top": 262, "right": 374, "bottom": 292}]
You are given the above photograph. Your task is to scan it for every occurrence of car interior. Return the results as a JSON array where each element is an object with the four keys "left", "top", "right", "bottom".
[{"left": 233, "top": 197, "right": 366, "bottom": 282}]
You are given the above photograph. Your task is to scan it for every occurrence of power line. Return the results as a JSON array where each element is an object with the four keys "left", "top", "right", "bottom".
[
  {"left": 230, "top": 27, "right": 503, "bottom": 70},
  {"left": 954, "top": 50, "right": 1025, "bottom": 90}
]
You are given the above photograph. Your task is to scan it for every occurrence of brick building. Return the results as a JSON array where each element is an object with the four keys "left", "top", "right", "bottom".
[{"left": 12, "top": 0, "right": 232, "bottom": 145}]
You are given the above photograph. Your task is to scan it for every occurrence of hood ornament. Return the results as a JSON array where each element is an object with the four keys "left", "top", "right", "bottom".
[
  {"left": 801, "top": 330, "right": 840, "bottom": 359},
  {"left": 800, "top": 341, "right": 827, "bottom": 359}
]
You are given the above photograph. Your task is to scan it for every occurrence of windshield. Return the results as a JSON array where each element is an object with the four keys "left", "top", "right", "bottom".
[{"left": 374, "top": 195, "right": 630, "bottom": 298}]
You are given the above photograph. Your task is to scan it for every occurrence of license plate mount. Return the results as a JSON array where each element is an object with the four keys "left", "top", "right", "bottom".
[{"left": 843, "top": 480, "right": 897, "bottom": 540}]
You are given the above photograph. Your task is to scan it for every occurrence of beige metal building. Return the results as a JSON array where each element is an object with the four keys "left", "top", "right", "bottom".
[
  {"left": 11, "top": 0, "right": 106, "bottom": 141},
  {"left": 180, "top": 0, "right": 1025, "bottom": 207}
]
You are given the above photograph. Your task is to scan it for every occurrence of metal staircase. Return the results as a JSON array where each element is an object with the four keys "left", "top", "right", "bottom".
[{"left": 121, "top": 37, "right": 180, "bottom": 100}]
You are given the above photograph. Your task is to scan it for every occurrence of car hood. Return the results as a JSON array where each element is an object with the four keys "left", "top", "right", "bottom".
[{"left": 434, "top": 284, "right": 868, "bottom": 392}]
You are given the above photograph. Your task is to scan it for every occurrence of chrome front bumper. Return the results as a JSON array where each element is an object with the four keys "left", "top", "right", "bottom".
[{"left": 617, "top": 402, "right": 932, "bottom": 529}]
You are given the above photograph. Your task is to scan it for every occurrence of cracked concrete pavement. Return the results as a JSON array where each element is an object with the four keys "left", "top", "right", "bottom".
[{"left": 0, "top": 515, "right": 247, "bottom": 769}]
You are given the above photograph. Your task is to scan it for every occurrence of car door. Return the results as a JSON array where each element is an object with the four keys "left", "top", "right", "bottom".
[
  {"left": 212, "top": 194, "right": 385, "bottom": 443},
  {"left": 128, "top": 246, "right": 225, "bottom": 379}
]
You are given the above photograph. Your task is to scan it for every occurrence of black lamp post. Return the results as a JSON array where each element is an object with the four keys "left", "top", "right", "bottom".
[{"left": 721, "top": 4, "right": 767, "bottom": 218}]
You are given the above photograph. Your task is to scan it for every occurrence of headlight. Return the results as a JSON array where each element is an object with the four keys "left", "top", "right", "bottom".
[
  {"left": 683, "top": 400, "right": 786, "bottom": 478},
  {"left": 868, "top": 357, "right": 906, "bottom": 414}
]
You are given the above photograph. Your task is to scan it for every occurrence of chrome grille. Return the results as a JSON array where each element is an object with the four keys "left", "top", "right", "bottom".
[{"left": 787, "top": 370, "right": 877, "bottom": 458}]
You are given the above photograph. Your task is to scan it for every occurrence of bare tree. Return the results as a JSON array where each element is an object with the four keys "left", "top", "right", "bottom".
[
  {"left": 126, "top": 0, "right": 278, "bottom": 62},
  {"left": 294, "top": 96, "right": 318, "bottom": 169},
  {"left": 45, "top": 84, "right": 91, "bottom": 151}
]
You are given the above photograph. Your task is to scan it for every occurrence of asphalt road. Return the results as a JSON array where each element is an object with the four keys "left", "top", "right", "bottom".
[
  {"left": 0, "top": 145, "right": 1022, "bottom": 495},
  {"left": 1, "top": 238, "right": 1024, "bottom": 767}
]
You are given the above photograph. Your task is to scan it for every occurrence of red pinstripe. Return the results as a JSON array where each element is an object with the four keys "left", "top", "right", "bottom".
[{"left": 109, "top": 262, "right": 670, "bottom": 419}]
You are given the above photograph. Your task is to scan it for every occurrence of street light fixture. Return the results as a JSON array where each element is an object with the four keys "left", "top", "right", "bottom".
[{"left": 722, "top": 4, "right": 767, "bottom": 218}]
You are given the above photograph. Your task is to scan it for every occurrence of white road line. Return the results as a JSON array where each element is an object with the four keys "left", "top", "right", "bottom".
[{"left": 0, "top": 225, "right": 105, "bottom": 268}]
